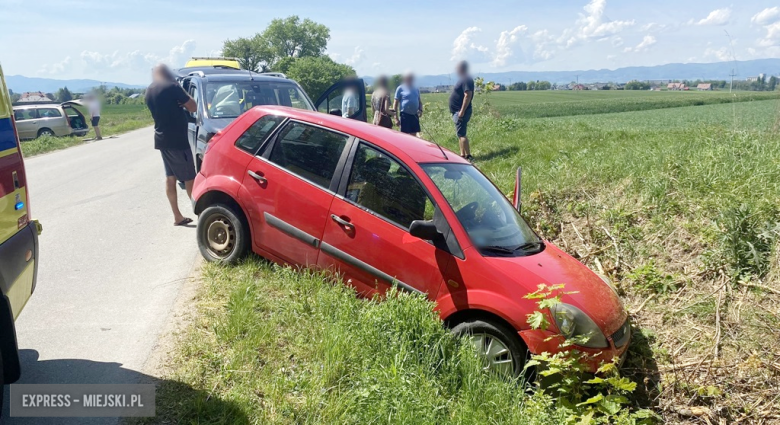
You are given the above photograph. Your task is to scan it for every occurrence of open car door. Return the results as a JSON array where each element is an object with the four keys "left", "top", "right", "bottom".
[{"left": 314, "top": 79, "right": 367, "bottom": 122}]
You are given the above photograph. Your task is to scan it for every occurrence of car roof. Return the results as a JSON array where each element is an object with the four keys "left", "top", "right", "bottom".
[
  {"left": 13, "top": 103, "right": 63, "bottom": 109},
  {"left": 199, "top": 73, "right": 294, "bottom": 83},
  {"left": 174, "top": 66, "right": 245, "bottom": 77},
  {"left": 254, "top": 106, "right": 469, "bottom": 165}
]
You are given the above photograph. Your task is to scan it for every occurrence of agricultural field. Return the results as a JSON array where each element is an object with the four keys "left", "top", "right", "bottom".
[
  {"left": 146, "top": 91, "right": 780, "bottom": 424},
  {"left": 20, "top": 103, "right": 152, "bottom": 157}
]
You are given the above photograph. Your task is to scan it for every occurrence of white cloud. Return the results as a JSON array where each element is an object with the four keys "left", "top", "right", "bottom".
[
  {"left": 78, "top": 40, "right": 196, "bottom": 75},
  {"left": 344, "top": 46, "right": 364, "bottom": 66},
  {"left": 752, "top": 7, "right": 780, "bottom": 26},
  {"left": 623, "top": 35, "right": 657, "bottom": 53},
  {"left": 759, "top": 21, "right": 780, "bottom": 47},
  {"left": 38, "top": 56, "right": 72, "bottom": 75},
  {"left": 691, "top": 8, "right": 731, "bottom": 26},
  {"left": 565, "top": 0, "right": 634, "bottom": 47},
  {"left": 451, "top": 27, "right": 489, "bottom": 61},
  {"left": 703, "top": 46, "right": 733, "bottom": 61},
  {"left": 492, "top": 26, "right": 528, "bottom": 67}
]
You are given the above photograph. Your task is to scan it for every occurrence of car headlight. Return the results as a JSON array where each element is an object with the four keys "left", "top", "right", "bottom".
[{"left": 550, "top": 303, "right": 609, "bottom": 348}]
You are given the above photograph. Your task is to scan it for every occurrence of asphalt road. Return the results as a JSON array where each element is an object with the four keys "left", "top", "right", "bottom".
[{"left": 2, "top": 127, "right": 200, "bottom": 424}]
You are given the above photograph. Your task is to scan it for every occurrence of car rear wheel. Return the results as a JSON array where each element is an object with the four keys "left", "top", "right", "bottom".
[
  {"left": 197, "top": 204, "right": 248, "bottom": 264},
  {"left": 452, "top": 319, "right": 530, "bottom": 381},
  {"left": 37, "top": 128, "right": 54, "bottom": 138}
]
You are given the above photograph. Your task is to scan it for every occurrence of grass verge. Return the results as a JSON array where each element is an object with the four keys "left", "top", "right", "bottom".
[
  {"left": 140, "top": 259, "right": 576, "bottom": 424},
  {"left": 20, "top": 104, "right": 152, "bottom": 157}
]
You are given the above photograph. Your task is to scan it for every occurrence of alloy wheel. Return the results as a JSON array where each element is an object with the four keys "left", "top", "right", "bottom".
[{"left": 471, "top": 332, "right": 515, "bottom": 378}]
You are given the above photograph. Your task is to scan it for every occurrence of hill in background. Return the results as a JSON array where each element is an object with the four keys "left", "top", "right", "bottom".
[{"left": 6, "top": 75, "right": 146, "bottom": 93}]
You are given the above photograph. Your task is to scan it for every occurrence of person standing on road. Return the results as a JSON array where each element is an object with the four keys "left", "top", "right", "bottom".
[
  {"left": 449, "top": 61, "right": 475, "bottom": 161},
  {"left": 145, "top": 64, "right": 198, "bottom": 226},
  {"left": 86, "top": 94, "right": 103, "bottom": 141},
  {"left": 393, "top": 72, "right": 423, "bottom": 137},
  {"left": 371, "top": 75, "right": 394, "bottom": 129}
]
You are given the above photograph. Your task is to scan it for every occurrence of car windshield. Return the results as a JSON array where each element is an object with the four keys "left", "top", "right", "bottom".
[
  {"left": 423, "top": 163, "right": 542, "bottom": 255},
  {"left": 205, "top": 81, "right": 313, "bottom": 118}
]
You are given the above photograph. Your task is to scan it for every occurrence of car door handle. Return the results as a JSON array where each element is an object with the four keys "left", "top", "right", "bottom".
[
  {"left": 330, "top": 214, "right": 355, "bottom": 231},
  {"left": 247, "top": 170, "right": 267, "bottom": 183}
]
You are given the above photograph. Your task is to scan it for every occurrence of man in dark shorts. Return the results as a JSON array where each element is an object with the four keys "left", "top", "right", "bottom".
[
  {"left": 449, "top": 61, "right": 475, "bottom": 161},
  {"left": 145, "top": 64, "right": 198, "bottom": 226},
  {"left": 393, "top": 72, "right": 423, "bottom": 137}
]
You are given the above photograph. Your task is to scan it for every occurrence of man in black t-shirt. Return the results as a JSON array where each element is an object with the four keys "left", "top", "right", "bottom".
[
  {"left": 448, "top": 61, "right": 475, "bottom": 161},
  {"left": 145, "top": 64, "right": 198, "bottom": 226}
]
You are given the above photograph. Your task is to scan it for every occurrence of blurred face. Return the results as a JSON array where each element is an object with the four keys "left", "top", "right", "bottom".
[{"left": 404, "top": 75, "right": 414, "bottom": 85}]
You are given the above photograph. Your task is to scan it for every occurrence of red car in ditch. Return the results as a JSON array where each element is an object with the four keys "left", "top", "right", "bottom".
[{"left": 192, "top": 106, "right": 630, "bottom": 377}]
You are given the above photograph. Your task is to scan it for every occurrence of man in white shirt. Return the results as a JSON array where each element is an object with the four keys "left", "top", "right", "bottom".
[{"left": 86, "top": 94, "right": 102, "bottom": 140}]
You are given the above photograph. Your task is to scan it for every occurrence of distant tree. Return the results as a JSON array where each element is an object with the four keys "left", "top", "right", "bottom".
[
  {"left": 625, "top": 80, "right": 650, "bottom": 90},
  {"left": 509, "top": 81, "right": 527, "bottom": 91},
  {"left": 223, "top": 35, "right": 273, "bottom": 72},
  {"left": 10, "top": 92, "right": 21, "bottom": 103},
  {"left": 769, "top": 76, "right": 778, "bottom": 91},
  {"left": 45, "top": 93, "right": 55, "bottom": 101},
  {"left": 527, "top": 81, "right": 536, "bottom": 90},
  {"left": 223, "top": 16, "right": 330, "bottom": 72},
  {"left": 283, "top": 56, "right": 354, "bottom": 100},
  {"left": 264, "top": 16, "right": 330, "bottom": 59},
  {"left": 389, "top": 74, "right": 403, "bottom": 93},
  {"left": 56, "top": 86, "right": 73, "bottom": 102},
  {"left": 535, "top": 81, "right": 552, "bottom": 90}
]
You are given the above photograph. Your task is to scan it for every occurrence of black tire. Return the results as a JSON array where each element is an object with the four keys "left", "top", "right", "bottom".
[
  {"left": 37, "top": 128, "right": 55, "bottom": 138},
  {"left": 452, "top": 319, "right": 531, "bottom": 380},
  {"left": 197, "top": 204, "right": 249, "bottom": 264}
]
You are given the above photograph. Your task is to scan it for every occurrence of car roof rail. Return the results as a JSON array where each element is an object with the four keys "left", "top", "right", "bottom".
[
  {"left": 262, "top": 72, "right": 287, "bottom": 79},
  {"left": 187, "top": 71, "right": 206, "bottom": 78}
]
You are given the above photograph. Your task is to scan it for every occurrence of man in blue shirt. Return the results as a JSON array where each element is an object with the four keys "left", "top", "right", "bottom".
[
  {"left": 393, "top": 72, "right": 423, "bottom": 137},
  {"left": 449, "top": 61, "right": 475, "bottom": 161}
]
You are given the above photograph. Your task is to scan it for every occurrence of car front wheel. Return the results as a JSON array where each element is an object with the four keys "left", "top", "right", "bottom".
[
  {"left": 37, "top": 128, "right": 54, "bottom": 138},
  {"left": 452, "top": 319, "right": 530, "bottom": 380},
  {"left": 197, "top": 204, "right": 249, "bottom": 264}
]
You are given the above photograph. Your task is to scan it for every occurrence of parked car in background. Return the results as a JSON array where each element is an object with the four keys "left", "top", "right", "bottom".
[
  {"left": 0, "top": 62, "right": 42, "bottom": 413},
  {"left": 191, "top": 106, "right": 630, "bottom": 378},
  {"left": 179, "top": 68, "right": 366, "bottom": 170},
  {"left": 12, "top": 102, "right": 89, "bottom": 139}
]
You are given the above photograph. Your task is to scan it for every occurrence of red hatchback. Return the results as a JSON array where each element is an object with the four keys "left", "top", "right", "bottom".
[{"left": 192, "top": 106, "right": 630, "bottom": 377}]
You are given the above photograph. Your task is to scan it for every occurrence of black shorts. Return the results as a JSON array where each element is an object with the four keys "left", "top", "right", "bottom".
[
  {"left": 452, "top": 108, "right": 472, "bottom": 138},
  {"left": 91, "top": 116, "right": 101, "bottom": 127},
  {"left": 161, "top": 149, "right": 196, "bottom": 182},
  {"left": 399, "top": 112, "right": 421, "bottom": 134}
]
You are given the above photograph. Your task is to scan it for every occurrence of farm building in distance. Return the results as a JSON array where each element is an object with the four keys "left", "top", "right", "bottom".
[
  {"left": 697, "top": 83, "right": 712, "bottom": 91},
  {"left": 667, "top": 83, "right": 686, "bottom": 90},
  {"left": 17, "top": 92, "right": 53, "bottom": 103}
]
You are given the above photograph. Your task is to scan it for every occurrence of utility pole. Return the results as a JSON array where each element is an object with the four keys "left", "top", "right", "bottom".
[{"left": 729, "top": 69, "right": 736, "bottom": 93}]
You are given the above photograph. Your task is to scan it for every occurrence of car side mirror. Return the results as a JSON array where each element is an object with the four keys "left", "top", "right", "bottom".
[
  {"left": 512, "top": 166, "right": 522, "bottom": 212},
  {"left": 329, "top": 109, "right": 342, "bottom": 117},
  {"left": 409, "top": 220, "right": 441, "bottom": 241}
]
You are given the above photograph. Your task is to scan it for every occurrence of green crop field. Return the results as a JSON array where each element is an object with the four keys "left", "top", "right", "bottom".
[
  {"left": 20, "top": 103, "right": 152, "bottom": 157},
  {"left": 143, "top": 90, "right": 780, "bottom": 424}
]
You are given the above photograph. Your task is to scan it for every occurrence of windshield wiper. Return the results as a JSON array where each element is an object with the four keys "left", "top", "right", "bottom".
[
  {"left": 515, "top": 241, "right": 545, "bottom": 251},
  {"left": 480, "top": 246, "right": 517, "bottom": 254}
]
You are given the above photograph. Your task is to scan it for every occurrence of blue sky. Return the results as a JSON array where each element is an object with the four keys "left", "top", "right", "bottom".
[{"left": 2, "top": 0, "right": 779, "bottom": 84}]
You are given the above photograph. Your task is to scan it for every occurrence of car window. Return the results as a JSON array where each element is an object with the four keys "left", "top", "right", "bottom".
[
  {"left": 14, "top": 109, "right": 37, "bottom": 121},
  {"left": 267, "top": 122, "right": 348, "bottom": 189},
  {"left": 38, "top": 108, "right": 62, "bottom": 118},
  {"left": 206, "top": 81, "right": 313, "bottom": 119},
  {"left": 346, "top": 143, "right": 434, "bottom": 229},
  {"left": 235, "top": 115, "right": 285, "bottom": 155}
]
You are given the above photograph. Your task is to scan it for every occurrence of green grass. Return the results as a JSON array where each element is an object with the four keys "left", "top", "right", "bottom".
[
  {"left": 20, "top": 104, "right": 152, "bottom": 157},
  {"left": 141, "top": 260, "right": 569, "bottom": 425},
  {"left": 423, "top": 90, "right": 779, "bottom": 119}
]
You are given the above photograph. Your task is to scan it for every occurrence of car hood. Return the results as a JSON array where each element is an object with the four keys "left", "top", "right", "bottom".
[{"left": 483, "top": 243, "right": 627, "bottom": 334}]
